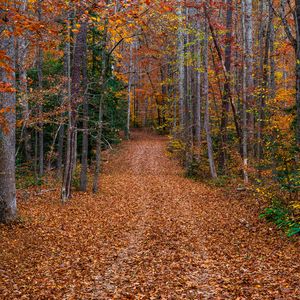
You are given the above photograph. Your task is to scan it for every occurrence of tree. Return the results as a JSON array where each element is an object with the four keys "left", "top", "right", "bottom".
[
  {"left": 125, "top": 43, "right": 133, "bottom": 140},
  {"left": 0, "top": 18, "right": 17, "bottom": 223},
  {"left": 242, "top": 0, "right": 253, "bottom": 184},
  {"left": 203, "top": 20, "right": 217, "bottom": 179},
  {"left": 62, "top": 20, "right": 88, "bottom": 201}
]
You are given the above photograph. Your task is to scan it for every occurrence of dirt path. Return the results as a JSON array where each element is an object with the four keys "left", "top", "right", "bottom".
[{"left": 1, "top": 131, "right": 299, "bottom": 299}]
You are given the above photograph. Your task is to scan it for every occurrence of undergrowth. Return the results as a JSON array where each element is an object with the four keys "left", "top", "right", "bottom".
[{"left": 260, "top": 201, "right": 300, "bottom": 237}]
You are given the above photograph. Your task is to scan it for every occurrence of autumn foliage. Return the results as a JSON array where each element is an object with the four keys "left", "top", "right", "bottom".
[{"left": 0, "top": 0, "right": 299, "bottom": 297}]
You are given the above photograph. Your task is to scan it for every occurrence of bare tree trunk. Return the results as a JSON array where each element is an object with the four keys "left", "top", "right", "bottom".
[
  {"left": 177, "top": 0, "right": 185, "bottom": 133},
  {"left": 57, "top": 42, "right": 70, "bottom": 177},
  {"left": 47, "top": 124, "right": 62, "bottom": 171},
  {"left": 57, "top": 123, "right": 64, "bottom": 176},
  {"left": 79, "top": 34, "right": 89, "bottom": 191},
  {"left": 195, "top": 15, "right": 202, "bottom": 146},
  {"left": 257, "top": 0, "right": 267, "bottom": 162},
  {"left": 184, "top": 8, "right": 194, "bottom": 168},
  {"left": 242, "top": 0, "right": 253, "bottom": 184},
  {"left": 203, "top": 22, "right": 217, "bottom": 179},
  {"left": 37, "top": 46, "right": 44, "bottom": 178},
  {"left": 18, "top": 27, "right": 32, "bottom": 162},
  {"left": 143, "top": 97, "right": 148, "bottom": 127},
  {"left": 61, "top": 17, "right": 73, "bottom": 202},
  {"left": 34, "top": 129, "right": 38, "bottom": 179},
  {"left": 125, "top": 43, "right": 133, "bottom": 140},
  {"left": 37, "top": 1, "right": 44, "bottom": 178},
  {"left": 133, "top": 45, "right": 140, "bottom": 128},
  {"left": 73, "top": 128, "right": 78, "bottom": 173},
  {"left": 269, "top": 4, "right": 276, "bottom": 99},
  {"left": 218, "top": 0, "right": 233, "bottom": 173},
  {"left": 0, "top": 26, "right": 17, "bottom": 223}
]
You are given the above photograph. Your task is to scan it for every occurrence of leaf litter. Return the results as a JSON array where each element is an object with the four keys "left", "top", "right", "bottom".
[{"left": 0, "top": 131, "right": 299, "bottom": 299}]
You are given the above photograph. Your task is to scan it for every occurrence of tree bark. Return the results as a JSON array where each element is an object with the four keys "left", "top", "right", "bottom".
[
  {"left": 17, "top": 22, "right": 32, "bottom": 162},
  {"left": 203, "top": 21, "right": 217, "bottom": 179},
  {"left": 57, "top": 123, "right": 64, "bottom": 176},
  {"left": 0, "top": 26, "right": 17, "bottom": 223},
  {"left": 79, "top": 31, "right": 89, "bottom": 191},
  {"left": 37, "top": 46, "right": 44, "bottom": 178},
  {"left": 242, "top": 0, "right": 254, "bottom": 183},
  {"left": 219, "top": 0, "right": 233, "bottom": 173},
  {"left": 125, "top": 43, "right": 133, "bottom": 140},
  {"left": 195, "top": 15, "right": 202, "bottom": 147},
  {"left": 177, "top": 0, "right": 185, "bottom": 133},
  {"left": 37, "top": 1, "right": 44, "bottom": 178}
]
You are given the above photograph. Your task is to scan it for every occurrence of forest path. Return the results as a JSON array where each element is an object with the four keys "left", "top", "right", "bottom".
[
  {"left": 1, "top": 130, "right": 299, "bottom": 299},
  {"left": 91, "top": 130, "right": 300, "bottom": 299}
]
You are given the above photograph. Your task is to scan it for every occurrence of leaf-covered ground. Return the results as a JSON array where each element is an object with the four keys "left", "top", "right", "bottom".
[{"left": 1, "top": 131, "right": 299, "bottom": 299}]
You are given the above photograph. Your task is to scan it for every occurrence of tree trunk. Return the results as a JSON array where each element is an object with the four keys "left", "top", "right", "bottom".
[
  {"left": 61, "top": 22, "right": 87, "bottom": 201},
  {"left": 195, "top": 15, "right": 202, "bottom": 147},
  {"left": 18, "top": 33, "right": 32, "bottom": 162},
  {"left": 37, "top": 46, "right": 44, "bottom": 178},
  {"left": 79, "top": 33, "right": 89, "bottom": 191},
  {"left": 57, "top": 124, "right": 64, "bottom": 176},
  {"left": 269, "top": 4, "right": 276, "bottom": 99},
  {"left": 242, "top": 0, "right": 253, "bottom": 183},
  {"left": 0, "top": 28, "right": 17, "bottom": 223},
  {"left": 37, "top": 1, "right": 44, "bottom": 178},
  {"left": 257, "top": 0, "right": 265, "bottom": 162},
  {"left": 203, "top": 21, "right": 217, "bottom": 179},
  {"left": 219, "top": 0, "right": 233, "bottom": 174},
  {"left": 177, "top": 0, "right": 185, "bottom": 133},
  {"left": 125, "top": 43, "right": 133, "bottom": 140}
]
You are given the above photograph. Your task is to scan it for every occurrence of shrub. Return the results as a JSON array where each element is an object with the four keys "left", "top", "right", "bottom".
[{"left": 260, "top": 201, "right": 300, "bottom": 237}]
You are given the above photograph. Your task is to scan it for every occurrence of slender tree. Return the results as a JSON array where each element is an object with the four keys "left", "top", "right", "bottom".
[
  {"left": 177, "top": 0, "right": 185, "bottom": 133},
  {"left": 203, "top": 21, "right": 217, "bottom": 179},
  {"left": 242, "top": 0, "right": 254, "bottom": 183},
  {"left": 37, "top": 0, "right": 44, "bottom": 178},
  {"left": 62, "top": 21, "right": 87, "bottom": 201},
  {"left": 125, "top": 43, "right": 133, "bottom": 140},
  {"left": 79, "top": 26, "right": 89, "bottom": 192}
]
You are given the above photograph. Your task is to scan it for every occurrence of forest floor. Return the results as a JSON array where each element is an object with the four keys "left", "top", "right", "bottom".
[{"left": 1, "top": 130, "right": 300, "bottom": 299}]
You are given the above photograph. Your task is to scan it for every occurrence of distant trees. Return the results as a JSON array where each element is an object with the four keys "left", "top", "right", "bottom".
[
  {"left": 120, "top": 0, "right": 298, "bottom": 212},
  {"left": 166, "top": 0, "right": 298, "bottom": 179}
]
